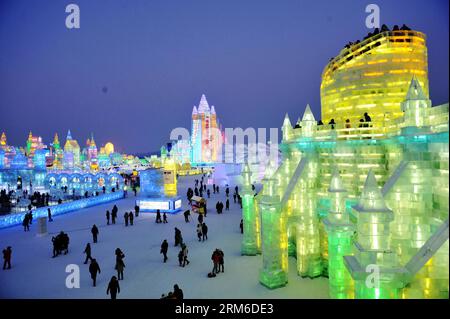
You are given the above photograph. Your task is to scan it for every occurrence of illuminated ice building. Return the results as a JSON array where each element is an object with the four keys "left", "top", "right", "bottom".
[
  {"left": 242, "top": 27, "right": 449, "bottom": 299},
  {"left": 63, "top": 130, "right": 81, "bottom": 168},
  {"left": 190, "top": 94, "right": 223, "bottom": 164}
]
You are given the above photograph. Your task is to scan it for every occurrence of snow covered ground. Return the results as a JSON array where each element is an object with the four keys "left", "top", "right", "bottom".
[{"left": 0, "top": 174, "right": 329, "bottom": 299}]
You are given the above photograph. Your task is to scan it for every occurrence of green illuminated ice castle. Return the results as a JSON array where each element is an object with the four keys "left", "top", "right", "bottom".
[{"left": 240, "top": 28, "right": 449, "bottom": 299}]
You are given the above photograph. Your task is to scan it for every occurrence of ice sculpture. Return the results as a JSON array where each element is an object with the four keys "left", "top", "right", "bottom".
[{"left": 241, "top": 163, "right": 261, "bottom": 255}]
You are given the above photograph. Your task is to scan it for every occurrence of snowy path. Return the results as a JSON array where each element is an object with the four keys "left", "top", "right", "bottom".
[{"left": 0, "top": 175, "right": 329, "bottom": 299}]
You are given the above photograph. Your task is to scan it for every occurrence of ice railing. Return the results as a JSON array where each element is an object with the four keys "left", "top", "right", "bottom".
[
  {"left": 323, "top": 30, "right": 426, "bottom": 77},
  {"left": 286, "top": 104, "right": 449, "bottom": 143}
]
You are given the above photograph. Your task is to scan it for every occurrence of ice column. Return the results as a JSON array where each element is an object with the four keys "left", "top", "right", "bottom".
[
  {"left": 323, "top": 169, "right": 355, "bottom": 299},
  {"left": 241, "top": 163, "right": 261, "bottom": 255}
]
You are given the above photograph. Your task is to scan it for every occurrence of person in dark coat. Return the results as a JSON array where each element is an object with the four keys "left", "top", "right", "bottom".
[
  {"left": 107, "top": 276, "right": 120, "bottom": 299},
  {"left": 134, "top": 205, "right": 139, "bottom": 217},
  {"left": 233, "top": 193, "right": 237, "bottom": 203},
  {"left": 83, "top": 243, "right": 93, "bottom": 264},
  {"left": 196, "top": 224, "right": 202, "bottom": 242},
  {"left": 174, "top": 227, "right": 183, "bottom": 247},
  {"left": 22, "top": 214, "right": 30, "bottom": 232},
  {"left": 218, "top": 249, "right": 224, "bottom": 273},
  {"left": 47, "top": 208, "right": 53, "bottom": 222},
  {"left": 111, "top": 205, "right": 118, "bottom": 224},
  {"left": 91, "top": 225, "right": 99, "bottom": 243},
  {"left": 3, "top": 246, "right": 12, "bottom": 270},
  {"left": 225, "top": 187, "right": 229, "bottom": 197},
  {"left": 198, "top": 213, "right": 203, "bottom": 224},
  {"left": 201, "top": 223, "right": 208, "bottom": 241},
  {"left": 28, "top": 211, "right": 33, "bottom": 225},
  {"left": 129, "top": 212, "right": 134, "bottom": 226},
  {"left": 89, "top": 258, "right": 101, "bottom": 287},
  {"left": 52, "top": 236, "right": 59, "bottom": 257},
  {"left": 124, "top": 212, "right": 129, "bottom": 226},
  {"left": 115, "top": 250, "right": 125, "bottom": 280},
  {"left": 183, "top": 210, "right": 190, "bottom": 223},
  {"left": 177, "top": 249, "right": 183, "bottom": 266},
  {"left": 156, "top": 210, "right": 162, "bottom": 223},
  {"left": 225, "top": 199, "right": 229, "bottom": 211},
  {"left": 211, "top": 249, "right": 220, "bottom": 274},
  {"left": 160, "top": 239, "right": 168, "bottom": 263},
  {"left": 106, "top": 210, "right": 110, "bottom": 225},
  {"left": 240, "top": 219, "right": 243, "bottom": 234},
  {"left": 206, "top": 189, "right": 210, "bottom": 198},
  {"left": 173, "top": 284, "right": 183, "bottom": 300}
]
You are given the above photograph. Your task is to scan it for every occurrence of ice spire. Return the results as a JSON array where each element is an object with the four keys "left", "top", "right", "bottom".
[
  {"left": 67, "top": 130, "right": 72, "bottom": 140},
  {"left": 242, "top": 162, "right": 252, "bottom": 187},
  {"left": 282, "top": 113, "right": 292, "bottom": 128},
  {"left": 405, "top": 75, "right": 427, "bottom": 101},
  {"left": 1, "top": 132, "right": 7, "bottom": 146},
  {"left": 353, "top": 170, "right": 390, "bottom": 212},
  {"left": 282, "top": 113, "right": 293, "bottom": 141},
  {"left": 301, "top": 104, "right": 316, "bottom": 122},
  {"left": 328, "top": 168, "right": 346, "bottom": 193},
  {"left": 198, "top": 94, "right": 210, "bottom": 113},
  {"left": 90, "top": 133, "right": 96, "bottom": 146},
  {"left": 192, "top": 105, "right": 198, "bottom": 115},
  {"left": 211, "top": 105, "right": 216, "bottom": 115}
]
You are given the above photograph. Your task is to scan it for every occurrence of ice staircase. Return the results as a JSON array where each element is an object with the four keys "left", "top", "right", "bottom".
[
  {"left": 403, "top": 218, "right": 449, "bottom": 279},
  {"left": 280, "top": 157, "right": 309, "bottom": 208},
  {"left": 381, "top": 160, "right": 409, "bottom": 196}
]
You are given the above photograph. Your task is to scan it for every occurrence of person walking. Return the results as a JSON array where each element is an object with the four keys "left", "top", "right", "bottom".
[
  {"left": 156, "top": 210, "right": 162, "bottom": 223},
  {"left": 106, "top": 210, "right": 110, "bottom": 225},
  {"left": 83, "top": 243, "right": 93, "bottom": 264},
  {"left": 202, "top": 223, "right": 208, "bottom": 241},
  {"left": 174, "top": 227, "right": 183, "bottom": 247},
  {"left": 196, "top": 224, "right": 202, "bottom": 242},
  {"left": 111, "top": 205, "right": 118, "bottom": 224},
  {"left": 134, "top": 204, "right": 139, "bottom": 217},
  {"left": 160, "top": 239, "right": 168, "bottom": 263},
  {"left": 178, "top": 249, "right": 183, "bottom": 266},
  {"left": 182, "top": 244, "right": 190, "bottom": 267},
  {"left": 107, "top": 276, "right": 120, "bottom": 299},
  {"left": 206, "top": 189, "right": 210, "bottom": 198},
  {"left": 183, "top": 210, "right": 190, "bottom": 223},
  {"left": 129, "top": 212, "right": 134, "bottom": 226},
  {"left": 233, "top": 193, "right": 237, "bottom": 203},
  {"left": 163, "top": 212, "right": 168, "bottom": 223},
  {"left": 22, "top": 214, "right": 30, "bottom": 232},
  {"left": 211, "top": 249, "right": 220, "bottom": 274},
  {"left": 2, "top": 246, "right": 12, "bottom": 270},
  {"left": 225, "top": 199, "right": 229, "bottom": 211},
  {"left": 218, "top": 249, "right": 225, "bottom": 273},
  {"left": 115, "top": 249, "right": 125, "bottom": 280},
  {"left": 124, "top": 212, "right": 129, "bottom": 227},
  {"left": 91, "top": 224, "right": 99, "bottom": 243},
  {"left": 198, "top": 213, "right": 203, "bottom": 225},
  {"left": 47, "top": 208, "right": 53, "bottom": 222},
  {"left": 89, "top": 258, "right": 101, "bottom": 287}
]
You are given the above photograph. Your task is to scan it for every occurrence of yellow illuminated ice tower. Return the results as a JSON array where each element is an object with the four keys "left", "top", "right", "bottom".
[{"left": 321, "top": 27, "right": 429, "bottom": 124}]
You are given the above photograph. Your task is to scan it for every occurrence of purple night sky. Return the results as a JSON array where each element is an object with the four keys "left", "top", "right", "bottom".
[{"left": 0, "top": 0, "right": 448, "bottom": 154}]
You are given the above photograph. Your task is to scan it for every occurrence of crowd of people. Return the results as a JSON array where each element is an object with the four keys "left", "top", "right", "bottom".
[{"left": 3, "top": 171, "right": 250, "bottom": 299}]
